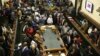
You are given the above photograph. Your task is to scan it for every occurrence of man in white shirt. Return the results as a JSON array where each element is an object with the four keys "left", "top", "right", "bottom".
[
  {"left": 88, "top": 27, "right": 92, "bottom": 35},
  {"left": 47, "top": 15, "right": 53, "bottom": 24}
]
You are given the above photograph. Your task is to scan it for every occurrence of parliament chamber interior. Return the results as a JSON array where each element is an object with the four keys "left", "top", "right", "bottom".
[{"left": 0, "top": 0, "right": 100, "bottom": 56}]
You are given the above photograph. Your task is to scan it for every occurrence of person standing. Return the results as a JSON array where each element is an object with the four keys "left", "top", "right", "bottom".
[
  {"left": 47, "top": 15, "right": 53, "bottom": 24},
  {"left": 21, "top": 42, "right": 30, "bottom": 56},
  {"left": 62, "top": 33, "right": 72, "bottom": 49}
]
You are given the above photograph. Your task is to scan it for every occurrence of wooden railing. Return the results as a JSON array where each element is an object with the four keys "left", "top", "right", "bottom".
[
  {"left": 63, "top": 13, "right": 100, "bottom": 55},
  {"left": 10, "top": 19, "right": 18, "bottom": 56}
]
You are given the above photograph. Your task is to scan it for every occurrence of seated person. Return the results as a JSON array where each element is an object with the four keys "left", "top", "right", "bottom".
[
  {"left": 59, "top": 51, "right": 66, "bottom": 56},
  {"left": 47, "top": 52, "right": 53, "bottom": 56}
]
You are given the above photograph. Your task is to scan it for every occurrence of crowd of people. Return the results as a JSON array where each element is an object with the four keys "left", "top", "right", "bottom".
[
  {"left": 0, "top": 0, "right": 16, "bottom": 56},
  {"left": 0, "top": 0, "right": 100, "bottom": 56},
  {"left": 79, "top": 18, "right": 100, "bottom": 48},
  {"left": 87, "top": 26, "right": 100, "bottom": 47},
  {"left": 12, "top": 0, "right": 72, "bottom": 56}
]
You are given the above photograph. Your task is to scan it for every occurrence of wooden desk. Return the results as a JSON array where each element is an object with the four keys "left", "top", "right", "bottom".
[{"left": 40, "top": 25, "right": 67, "bottom": 56}]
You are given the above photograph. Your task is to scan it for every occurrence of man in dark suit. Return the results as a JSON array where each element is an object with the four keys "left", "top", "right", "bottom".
[
  {"left": 21, "top": 42, "right": 30, "bottom": 56},
  {"left": 62, "top": 33, "right": 72, "bottom": 49}
]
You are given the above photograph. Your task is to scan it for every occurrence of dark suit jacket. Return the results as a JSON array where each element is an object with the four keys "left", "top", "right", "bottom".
[
  {"left": 21, "top": 47, "right": 30, "bottom": 56},
  {"left": 62, "top": 35, "right": 72, "bottom": 45}
]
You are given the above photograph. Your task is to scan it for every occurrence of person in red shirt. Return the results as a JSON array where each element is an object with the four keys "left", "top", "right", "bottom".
[
  {"left": 25, "top": 22, "right": 36, "bottom": 37},
  {"left": 25, "top": 27, "right": 34, "bottom": 37}
]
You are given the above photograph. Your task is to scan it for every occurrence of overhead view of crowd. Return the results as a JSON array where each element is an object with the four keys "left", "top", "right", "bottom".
[{"left": 0, "top": 0, "right": 100, "bottom": 56}]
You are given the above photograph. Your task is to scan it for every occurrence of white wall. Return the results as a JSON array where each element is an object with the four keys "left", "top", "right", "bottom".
[{"left": 80, "top": 0, "right": 100, "bottom": 24}]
